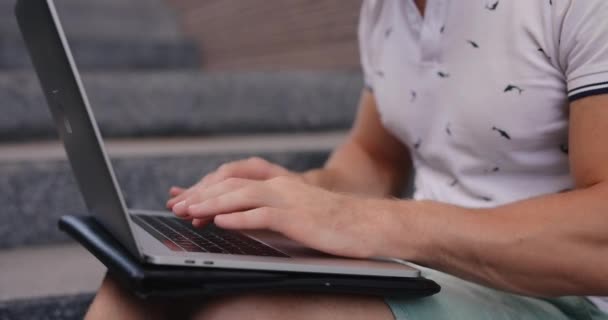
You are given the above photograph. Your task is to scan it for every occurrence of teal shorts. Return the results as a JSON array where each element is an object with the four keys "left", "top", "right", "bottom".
[{"left": 386, "top": 267, "right": 608, "bottom": 320}]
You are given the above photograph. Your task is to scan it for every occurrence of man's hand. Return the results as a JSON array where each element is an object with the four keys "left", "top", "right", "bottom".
[
  {"left": 166, "top": 157, "right": 303, "bottom": 226},
  {"left": 170, "top": 176, "right": 394, "bottom": 259}
]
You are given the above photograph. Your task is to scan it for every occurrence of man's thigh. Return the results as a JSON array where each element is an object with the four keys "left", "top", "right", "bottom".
[
  {"left": 193, "top": 292, "right": 394, "bottom": 320},
  {"left": 192, "top": 267, "right": 603, "bottom": 320},
  {"left": 386, "top": 267, "right": 596, "bottom": 320}
]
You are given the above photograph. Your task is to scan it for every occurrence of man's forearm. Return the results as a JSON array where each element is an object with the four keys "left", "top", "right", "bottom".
[{"left": 379, "top": 183, "right": 608, "bottom": 297}]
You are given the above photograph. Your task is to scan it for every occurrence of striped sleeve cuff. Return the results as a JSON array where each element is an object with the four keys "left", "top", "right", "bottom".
[
  {"left": 567, "top": 68, "right": 608, "bottom": 102},
  {"left": 568, "top": 81, "right": 608, "bottom": 101}
]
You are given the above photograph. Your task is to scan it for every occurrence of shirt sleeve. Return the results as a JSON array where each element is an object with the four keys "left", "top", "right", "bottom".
[
  {"left": 358, "top": 0, "right": 378, "bottom": 91},
  {"left": 559, "top": 0, "right": 608, "bottom": 102}
]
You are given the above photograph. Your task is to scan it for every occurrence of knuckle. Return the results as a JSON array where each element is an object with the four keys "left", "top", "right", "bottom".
[
  {"left": 257, "top": 207, "right": 280, "bottom": 228},
  {"left": 184, "top": 194, "right": 200, "bottom": 206},
  {"left": 217, "top": 163, "right": 234, "bottom": 175},
  {"left": 247, "top": 156, "right": 266, "bottom": 165},
  {"left": 239, "top": 186, "right": 258, "bottom": 199},
  {"left": 256, "top": 207, "right": 271, "bottom": 215},
  {"left": 204, "top": 196, "right": 221, "bottom": 208},
  {"left": 200, "top": 173, "right": 213, "bottom": 184},
  {"left": 224, "top": 177, "right": 244, "bottom": 187},
  {"left": 270, "top": 175, "right": 291, "bottom": 185},
  {"left": 254, "top": 207, "right": 272, "bottom": 220}
]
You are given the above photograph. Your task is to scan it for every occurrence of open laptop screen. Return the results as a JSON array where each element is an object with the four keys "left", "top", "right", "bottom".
[{"left": 15, "top": 0, "right": 140, "bottom": 256}]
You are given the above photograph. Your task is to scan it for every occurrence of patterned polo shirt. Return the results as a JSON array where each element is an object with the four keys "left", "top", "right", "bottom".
[{"left": 358, "top": 0, "right": 608, "bottom": 311}]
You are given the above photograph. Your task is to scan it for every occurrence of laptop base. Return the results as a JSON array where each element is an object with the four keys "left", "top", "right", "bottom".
[{"left": 59, "top": 215, "right": 441, "bottom": 299}]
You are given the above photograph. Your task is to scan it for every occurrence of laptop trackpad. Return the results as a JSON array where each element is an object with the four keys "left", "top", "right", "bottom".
[{"left": 244, "top": 230, "right": 332, "bottom": 259}]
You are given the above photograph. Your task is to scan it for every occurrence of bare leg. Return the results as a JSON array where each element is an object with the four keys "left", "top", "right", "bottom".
[
  {"left": 84, "top": 274, "right": 195, "bottom": 320},
  {"left": 193, "top": 292, "right": 395, "bottom": 320},
  {"left": 86, "top": 274, "right": 395, "bottom": 320}
]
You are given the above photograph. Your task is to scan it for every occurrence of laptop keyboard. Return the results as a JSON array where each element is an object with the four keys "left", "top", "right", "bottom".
[{"left": 132, "top": 214, "right": 289, "bottom": 258}]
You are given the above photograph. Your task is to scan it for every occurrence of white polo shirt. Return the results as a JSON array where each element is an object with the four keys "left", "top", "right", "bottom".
[{"left": 359, "top": 0, "right": 608, "bottom": 311}]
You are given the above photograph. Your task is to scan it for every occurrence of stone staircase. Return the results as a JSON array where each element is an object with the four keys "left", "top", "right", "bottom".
[
  {"left": 0, "top": 0, "right": 360, "bottom": 318},
  {"left": 0, "top": 0, "right": 198, "bottom": 70}
]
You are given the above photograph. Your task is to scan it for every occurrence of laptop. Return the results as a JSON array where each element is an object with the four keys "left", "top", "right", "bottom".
[{"left": 15, "top": 0, "right": 420, "bottom": 278}]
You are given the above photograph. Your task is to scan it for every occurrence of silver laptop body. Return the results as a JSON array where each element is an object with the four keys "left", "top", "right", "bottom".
[{"left": 16, "top": 0, "right": 419, "bottom": 278}]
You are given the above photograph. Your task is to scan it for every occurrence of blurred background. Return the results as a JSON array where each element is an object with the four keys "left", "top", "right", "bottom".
[{"left": 0, "top": 0, "right": 364, "bottom": 318}]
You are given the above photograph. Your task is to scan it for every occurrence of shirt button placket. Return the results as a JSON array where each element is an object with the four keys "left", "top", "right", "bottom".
[{"left": 420, "top": 0, "right": 448, "bottom": 64}]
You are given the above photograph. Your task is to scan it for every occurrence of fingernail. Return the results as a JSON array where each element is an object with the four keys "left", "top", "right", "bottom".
[{"left": 173, "top": 201, "right": 186, "bottom": 212}]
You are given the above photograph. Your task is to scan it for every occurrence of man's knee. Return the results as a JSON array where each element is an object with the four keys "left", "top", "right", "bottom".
[{"left": 86, "top": 274, "right": 174, "bottom": 320}]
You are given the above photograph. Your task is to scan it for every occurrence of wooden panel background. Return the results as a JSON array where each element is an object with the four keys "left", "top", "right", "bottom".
[{"left": 167, "top": 0, "right": 362, "bottom": 71}]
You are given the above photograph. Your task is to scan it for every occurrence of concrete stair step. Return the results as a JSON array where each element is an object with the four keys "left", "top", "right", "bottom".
[
  {"left": 0, "top": 244, "right": 104, "bottom": 302},
  {"left": 0, "top": 293, "right": 94, "bottom": 320},
  {"left": 1, "top": 0, "right": 199, "bottom": 70},
  {"left": 0, "top": 0, "right": 182, "bottom": 40},
  {"left": 0, "top": 37, "right": 200, "bottom": 70},
  {"left": 0, "top": 132, "right": 344, "bottom": 248},
  {"left": 0, "top": 242, "right": 102, "bottom": 319},
  {"left": 0, "top": 72, "right": 361, "bottom": 141}
]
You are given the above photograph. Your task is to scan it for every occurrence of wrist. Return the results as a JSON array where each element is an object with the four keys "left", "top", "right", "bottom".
[
  {"left": 373, "top": 200, "right": 463, "bottom": 266},
  {"left": 370, "top": 200, "right": 423, "bottom": 261},
  {"left": 301, "top": 169, "right": 332, "bottom": 189}
]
